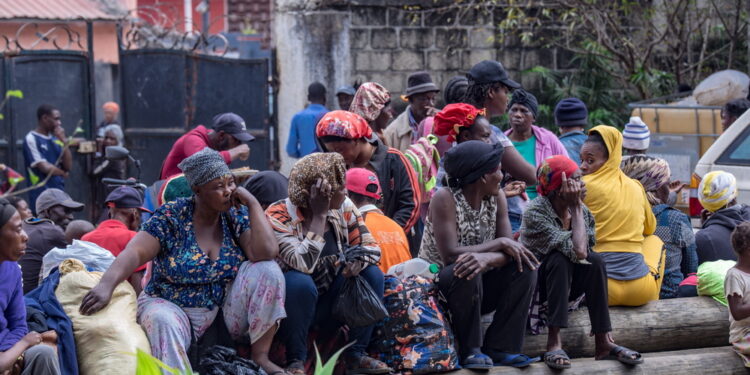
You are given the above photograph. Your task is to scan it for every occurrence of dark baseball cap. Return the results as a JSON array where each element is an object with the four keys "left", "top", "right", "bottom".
[
  {"left": 467, "top": 60, "right": 521, "bottom": 89},
  {"left": 211, "top": 113, "right": 254, "bottom": 142},
  {"left": 36, "top": 188, "right": 84, "bottom": 214},
  {"left": 105, "top": 186, "right": 151, "bottom": 213}
]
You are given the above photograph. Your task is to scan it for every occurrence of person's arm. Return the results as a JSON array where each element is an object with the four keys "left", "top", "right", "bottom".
[
  {"left": 53, "top": 126, "right": 72, "bottom": 172},
  {"left": 727, "top": 272, "right": 750, "bottom": 321},
  {"left": 570, "top": 205, "right": 587, "bottom": 259},
  {"left": 286, "top": 117, "right": 300, "bottom": 158},
  {"left": 494, "top": 189, "right": 512, "bottom": 239},
  {"left": 0, "top": 333, "right": 41, "bottom": 372},
  {"left": 520, "top": 199, "right": 583, "bottom": 262},
  {"left": 501, "top": 147, "right": 536, "bottom": 185},
  {"left": 2, "top": 275, "right": 29, "bottom": 352},
  {"left": 233, "top": 187, "right": 279, "bottom": 262},
  {"left": 79, "top": 231, "right": 160, "bottom": 315},
  {"left": 182, "top": 131, "right": 233, "bottom": 164},
  {"left": 679, "top": 212, "right": 699, "bottom": 275},
  {"left": 728, "top": 294, "right": 750, "bottom": 321},
  {"left": 390, "top": 150, "right": 421, "bottom": 232}
]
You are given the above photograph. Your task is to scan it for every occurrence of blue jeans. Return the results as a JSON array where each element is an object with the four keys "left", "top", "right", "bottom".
[{"left": 277, "top": 266, "right": 385, "bottom": 362}]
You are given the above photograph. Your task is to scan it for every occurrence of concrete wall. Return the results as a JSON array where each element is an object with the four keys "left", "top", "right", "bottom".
[{"left": 273, "top": 1, "right": 566, "bottom": 173}]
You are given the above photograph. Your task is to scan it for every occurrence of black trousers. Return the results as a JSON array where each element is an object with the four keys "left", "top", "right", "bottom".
[
  {"left": 437, "top": 260, "right": 537, "bottom": 356},
  {"left": 539, "top": 251, "right": 611, "bottom": 333}
]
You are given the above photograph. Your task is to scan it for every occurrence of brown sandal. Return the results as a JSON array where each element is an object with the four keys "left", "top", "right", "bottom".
[
  {"left": 286, "top": 360, "right": 306, "bottom": 375},
  {"left": 345, "top": 355, "right": 391, "bottom": 375}
]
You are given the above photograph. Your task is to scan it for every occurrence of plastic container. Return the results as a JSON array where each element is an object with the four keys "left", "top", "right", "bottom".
[{"left": 387, "top": 258, "right": 440, "bottom": 280}]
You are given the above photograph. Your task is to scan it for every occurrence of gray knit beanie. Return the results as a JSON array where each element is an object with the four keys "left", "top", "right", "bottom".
[{"left": 177, "top": 147, "right": 231, "bottom": 187}]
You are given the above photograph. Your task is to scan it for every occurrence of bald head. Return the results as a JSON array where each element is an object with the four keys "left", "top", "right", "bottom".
[{"left": 65, "top": 219, "right": 95, "bottom": 244}]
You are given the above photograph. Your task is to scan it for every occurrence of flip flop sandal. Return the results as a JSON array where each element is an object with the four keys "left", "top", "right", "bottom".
[
  {"left": 544, "top": 349, "right": 572, "bottom": 370},
  {"left": 490, "top": 352, "right": 540, "bottom": 368},
  {"left": 461, "top": 353, "right": 494, "bottom": 371},
  {"left": 596, "top": 345, "right": 644, "bottom": 365},
  {"left": 345, "top": 355, "right": 392, "bottom": 375},
  {"left": 286, "top": 360, "right": 305, "bottom": 375}
]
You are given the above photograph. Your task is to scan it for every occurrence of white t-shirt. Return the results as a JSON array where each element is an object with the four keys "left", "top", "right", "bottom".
[{"left": 725, "top": 267, "right": 750, "bottom": 343}]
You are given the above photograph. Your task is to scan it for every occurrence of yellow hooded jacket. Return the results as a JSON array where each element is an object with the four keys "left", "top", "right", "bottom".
[{"left": 582, "top": 125, "right": 657, "bottom": 254}]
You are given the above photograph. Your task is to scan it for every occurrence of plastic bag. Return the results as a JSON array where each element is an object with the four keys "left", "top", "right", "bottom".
[
  {"left": 693, "top": 70, "right": 750, "bottom": 106},
  {"left": 697, "top": 259, "right": 736, "bottom": 306},
  {"left": 55, "top": 259, "right": 150, "bottom": 375},
  {"left": 371, "top": 275, "right": 459, "bottom": 374},
  {"left": 333, "top": 276, "right": 388, "bottom": 328},
  {"left": 41, "top": 240, "right": 115, "bottom": 280},
  {"left": 200, "top": 345, "right": 263, "bottom": 375}
]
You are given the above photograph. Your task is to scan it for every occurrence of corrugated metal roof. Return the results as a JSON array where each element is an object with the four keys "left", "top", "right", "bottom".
[{"left": 0, "top": 0, "right": 123, "bottom": 21}]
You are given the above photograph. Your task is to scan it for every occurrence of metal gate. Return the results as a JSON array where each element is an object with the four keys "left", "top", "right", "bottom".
[
  {"left": 118, "top": 22, "right": 272, "bottom": 185},
  {"left": 0, "top": 24, "right": 94, "bottom": 214}
]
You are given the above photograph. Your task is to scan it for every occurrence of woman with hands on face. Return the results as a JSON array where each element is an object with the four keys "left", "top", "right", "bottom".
[
  {"left": 417, "top": 140, "right": 540, "bottom": 370},
  {"left": 265, "top": 152, "right": 389, "bottom": 375},
  {"left": 0, "top": 198, "right": 60, "bottom": 375},
  {"left": 78, "top": 148, "right": 286, "bottom": 375},
  {"left": 520, "top": 155, "right": 642, "bottom": 370}
]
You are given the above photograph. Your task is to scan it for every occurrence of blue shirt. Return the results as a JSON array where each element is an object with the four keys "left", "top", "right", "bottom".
[
  {"left": 286, "top": 104, "right": 328, "bottom": 158},
  {"left": 558, "top": 131, "right": 587, "bottom": 166},
  {"left": 653, "top": 204, "right": 698, "bottom": 299},
  {"left": 142, "top": 197, "right": 251, "bottom": 308}
]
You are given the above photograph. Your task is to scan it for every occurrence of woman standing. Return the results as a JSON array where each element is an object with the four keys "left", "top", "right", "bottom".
[
  {"left": 79, "top": 148, "right": 287, "bottom": 375},
  {"left": 580, "top": 126, "right": 665, "bottom": 306},
  {"left": 419, "top": 140, "right": 539, "bottom": 369},
  {"left": 349, "top": 82, "right": 395, "bottom": 144},
  {"left": 266, "top": 152, "right": 389, "bottom": 375}
]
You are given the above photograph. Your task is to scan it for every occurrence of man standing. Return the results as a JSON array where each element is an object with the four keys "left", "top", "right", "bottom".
[
  {"left": 384, "top": 72, "right": 439, "bottom": 153},
  {"left": 286, "top": 82, "right": 329, "bottom": 158},
  {"left": 335, "top": 85, "right": 356, "bottom": 110},
  {"left": 23, "top": 105, "right": 72, "bottom": 214},
  {"left": 160, "top": 112, "right": 253, "bottom": 179},
  {"left": 82, "top": 186, "right": 150, "bottom": 293},
  {"left": 555, "top": 98, "right": 589, "bottom": 165},
  {"left": 19, "top": 188, "right": 84, "bottom": 293}
]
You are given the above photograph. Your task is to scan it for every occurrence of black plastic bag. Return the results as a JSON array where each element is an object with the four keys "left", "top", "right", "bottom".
[
  {"left": 333, "top": 275, "right": 388, "bottom": 328},
  {"left": 200, "top": 345, "right": 263, "bottom": 375}
]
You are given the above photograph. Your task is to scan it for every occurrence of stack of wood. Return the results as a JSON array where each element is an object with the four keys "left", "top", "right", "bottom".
[{"left": 453, "top": 297, "right": 745, "bottom": 374}]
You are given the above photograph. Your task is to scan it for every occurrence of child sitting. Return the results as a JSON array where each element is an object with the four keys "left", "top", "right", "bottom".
[{"left": 726, "top": 222, "right": 750, "bottom": 366}]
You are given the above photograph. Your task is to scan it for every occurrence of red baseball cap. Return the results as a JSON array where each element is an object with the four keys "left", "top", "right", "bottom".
[{"left": 345, "top": 168, "right": 382, "bottom": 200}]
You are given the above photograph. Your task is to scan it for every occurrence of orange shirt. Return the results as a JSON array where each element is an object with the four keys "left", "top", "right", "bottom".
[{"left": 360, "top": 205, "right": 412, "bottom": 273}]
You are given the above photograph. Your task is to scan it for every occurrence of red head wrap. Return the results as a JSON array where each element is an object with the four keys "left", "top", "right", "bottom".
[
  {"left": 536, "top": 155, "right": 580, "bottom": 196},
  {"left": 433, "top": 103, "right": 486, "bottom": 143},
  {"left": 315, "top": 110, "right": 373, "bottom": 140}
]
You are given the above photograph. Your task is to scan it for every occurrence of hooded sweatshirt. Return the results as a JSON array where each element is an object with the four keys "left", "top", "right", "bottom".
[
  {"left": 583, "top": 125, "right": 661, "bottom": 280},
  {"left": 695, "top": 204, "right": 750, "bottom": 264}
]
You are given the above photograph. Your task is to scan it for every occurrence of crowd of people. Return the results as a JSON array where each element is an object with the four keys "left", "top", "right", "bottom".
[{"left": 1, "top": 58, "right": 750, "bottom": 375}]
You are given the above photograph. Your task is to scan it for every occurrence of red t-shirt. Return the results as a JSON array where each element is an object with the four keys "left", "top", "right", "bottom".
[
  {"left": 159, "top": 125, "right": 232, "bottom": 179},
  {"left": 81, "top": 219, "right": 146, "bottom": 272}
]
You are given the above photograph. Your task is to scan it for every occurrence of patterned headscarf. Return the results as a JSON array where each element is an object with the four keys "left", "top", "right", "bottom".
[
  {"left": 699, "top": 171, "right": 738, "bottom": 212},
  {"left": 315, "top": 110, "right": 373, "bottom": 140},
  {"left": 433, "top": 103, "right": 486, "bottom": 143},
  {"left": 288, "top": 153, "right": 347, "bottom": 208},
  {"left": 621, "top": 155, "right": 671, "bottom": 205},
  {"left": 349, "top": 82, "right": 391, "bottom": 122},
  {"left": 536, "top": 155, "right": 580, "bottom": 196},
  {"left": 177, "top": 147, "right": 231, "bottom": 187}
]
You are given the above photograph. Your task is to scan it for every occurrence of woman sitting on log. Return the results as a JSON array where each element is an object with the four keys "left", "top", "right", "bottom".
[
  {"left": 621, "top": 155, "right": 698, "bottom": 299},
  {"left": 265, "top": 152, "right": 389, "bottom": 375},
  {"left": 79, "top": 148, "right": 287, "bottom": 375},
  {"left": 418, "top": 140, "right": 539, "bottom": 369},
  {"left": 520, "top": 155, "right": 643, "bottom": 369},
  {"left": 580, "top": 125, "right": 665, "bottom": 307}
]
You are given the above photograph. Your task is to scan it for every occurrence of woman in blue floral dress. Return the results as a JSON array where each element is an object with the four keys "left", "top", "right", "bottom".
[{"left": 79, "top": 148, "right": 287, "bottom": 375}]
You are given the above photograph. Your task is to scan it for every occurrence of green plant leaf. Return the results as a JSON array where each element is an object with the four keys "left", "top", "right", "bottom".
[
  {"left": 0, "top": 114, "right": 4, "bottom": 120},
  {"left": 73, "top": 126, "right": 84, "bottom": 135},
  {"left": 314, "top": 341, "right": 354, "bottom": 375},
  {"left": 133, "top": 348, "right": 180, "bottom": 375},
  {"left": 5, "top": 90, "right": 23, "bottom": 99}
]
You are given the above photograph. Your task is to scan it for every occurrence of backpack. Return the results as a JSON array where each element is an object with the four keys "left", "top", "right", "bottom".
[
  {"left": 370, "top": 275, "right": 459, "bottom": 374},
  {"left": 403, "top": 135, "right": 441, "bottom": 203}
]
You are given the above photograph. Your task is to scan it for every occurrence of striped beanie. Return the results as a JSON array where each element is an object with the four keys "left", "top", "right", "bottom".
[
  {"left": 622, "top": 116, "right": 650, "bottom": 151},
  {"left": 699, "top": 171, "right": 738, "bottom": 212}
]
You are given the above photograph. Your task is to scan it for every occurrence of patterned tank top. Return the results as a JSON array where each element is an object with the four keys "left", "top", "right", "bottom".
[{"left": 418, "top": 188, "right": 497, "bottom": 267}]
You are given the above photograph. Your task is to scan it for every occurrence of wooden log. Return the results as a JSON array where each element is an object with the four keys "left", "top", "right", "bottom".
[
  {"left": 450, "top": 347, "right": 746, "bottom": 375},
  {"left": 482, "top": 297, "right": 729, "bottom": 358}
]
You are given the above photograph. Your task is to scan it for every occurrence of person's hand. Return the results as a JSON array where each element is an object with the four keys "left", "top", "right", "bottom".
[
  {"left": 22, "top": 331, "right": 42, "bottom": 347},
  {"left": 454, "top": 252, "right": 494, "bottom": 280},
  {"left": 426, "top": 106, "right": 439, "bottom": 117},
  {"left": 669, "top": 180, "right": 686, "bottom": 194},
  {"left": 79, "top": 283, "right": 114, "bottom": 315},
  {"left": 503, "top": 181, "right": 526, "bottom": 198},
  {"left": 498, "top": 238, "right": 539, "bottom": 272},
  {"left": 40, "top": 330, "right": 57, "bottom": 345},
  {"left": 53, "top": 126, "right": 67, "bottom": 142},
  {"left": 559, "top": 172, "right": 583, "bottom": 207},
  {"left": 308, "top": 178, "right": 332, "bottom": 218},
  {"left": 231, "top": 186, "right": 257, "bottom": 208},
  {"left": 342, "top": 261, "right": 365, "bottom": 278},
  {"left": 229, "top": 144, "right": 250, "bottom": 161}
]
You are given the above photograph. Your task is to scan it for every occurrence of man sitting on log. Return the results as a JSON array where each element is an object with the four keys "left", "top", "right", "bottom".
[{"left": 520, "top": 155, "right": 643, "bottom": 369}]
